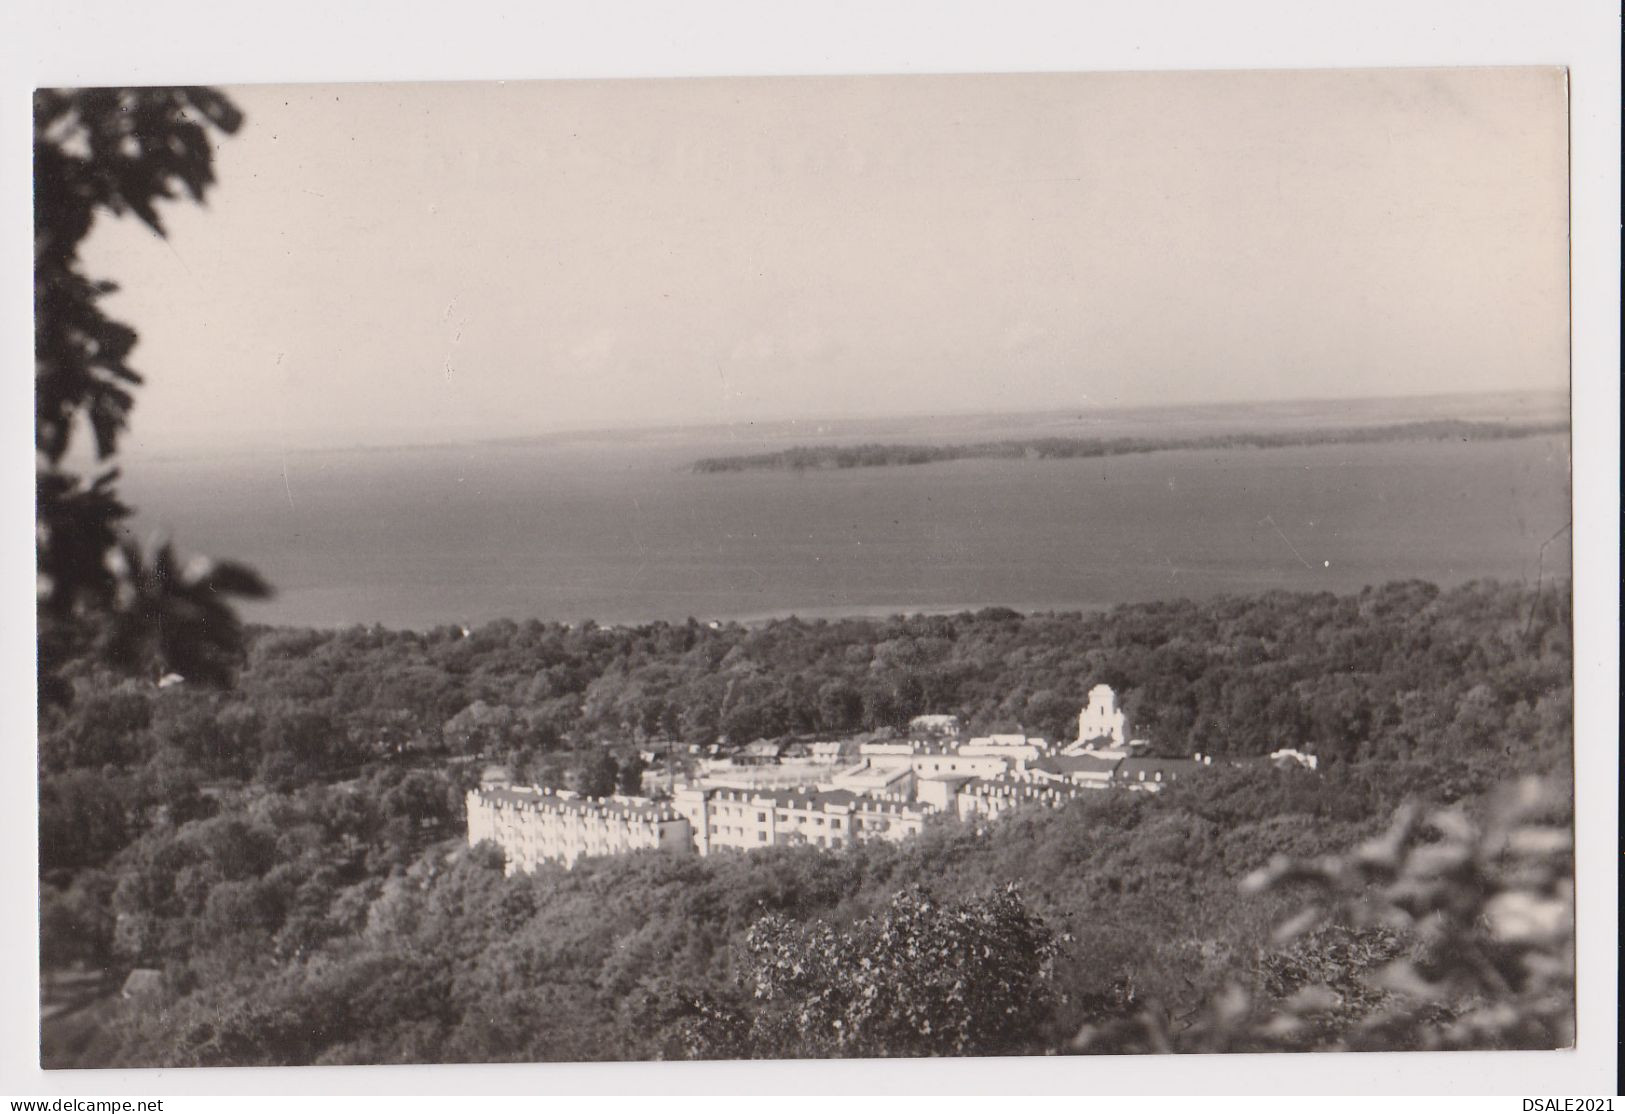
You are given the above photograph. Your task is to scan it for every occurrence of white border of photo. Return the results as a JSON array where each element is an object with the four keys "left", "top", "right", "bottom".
[{"left": 2, "top": 0, "right": 1617, "bottom": 1098}]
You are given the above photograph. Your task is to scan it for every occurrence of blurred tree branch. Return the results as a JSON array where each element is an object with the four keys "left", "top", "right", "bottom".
[
  {"left": 35, "top": 87, "right": 270, "bottom": 706},
  {"left": 1070, "top": 776, "right": 1573, "bottom": 1054}
]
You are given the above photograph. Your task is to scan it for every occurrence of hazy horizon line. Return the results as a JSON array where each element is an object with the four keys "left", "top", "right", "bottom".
[{"left": 118, "top": 384, "right": 1569, "bottom": 465}]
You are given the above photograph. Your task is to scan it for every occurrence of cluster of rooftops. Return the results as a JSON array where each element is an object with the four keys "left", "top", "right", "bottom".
[{"left": 467, "top": 685, "right": 1321, "bottom": 868}]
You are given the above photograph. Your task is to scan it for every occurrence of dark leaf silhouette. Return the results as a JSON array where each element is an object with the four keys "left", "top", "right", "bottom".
[
  {"left": 103, "top": 542, "right": 273, "bottom": 687},
  {"left": 35, "top": 86, "right": 268, "bottom": 704}
]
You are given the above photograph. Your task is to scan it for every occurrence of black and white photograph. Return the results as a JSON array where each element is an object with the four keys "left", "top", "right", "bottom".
[{"left": 16, "top": 24, "right": 1612, "bottom": 1093}]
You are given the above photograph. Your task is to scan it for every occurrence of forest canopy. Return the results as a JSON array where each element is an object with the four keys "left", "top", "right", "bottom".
[{"left": 39, "top": 579, "right": 1571, "bottom": 1066}]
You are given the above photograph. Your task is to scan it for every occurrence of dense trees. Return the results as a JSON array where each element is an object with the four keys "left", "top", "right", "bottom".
[
  {"left": 1072, "top": 777, "right": 1573, "bottom": 1054},
  {"left": 38, "top": 579, "right": 1572, "bottom": 1066},
  {"left": 56, "top": 766, "right": 1570, "bottom": 1066},
  {"left": 738, "top": 885, "right": 1062, "bottom": 1058},
  {"left": 575, "top": 750, "right": 621, "bottom": 799},
  {"left": 86, "top": 578, "right": 1570, "bottom": 799}
]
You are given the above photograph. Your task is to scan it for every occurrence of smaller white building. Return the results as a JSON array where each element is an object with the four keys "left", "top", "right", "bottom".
[
  {"left": 908, "top": 714, "right": 962, "bottom": 737},
  {"left": 959, "top": 734, "right": 1048, "bottom": 762},
  {"left": 830, "top": 761, "right": 916, "bottom": 797},
  {"left": 1268, "top": 748, "right": 1320, "bottom": 771},
  {"left": 916, "top": 775, "right": 974, "bottom": 811}
]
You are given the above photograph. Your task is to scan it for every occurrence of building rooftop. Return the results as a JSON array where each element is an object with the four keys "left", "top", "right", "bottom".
[
  {"left": 121, "top": 968, "right": 163, "bottom": 998},
  {"left": 1030, "top": 753, "right": 1124, "bottom": 775},
  {"left": 1112, "top": 757, "right": 1204, "bottom": 779},
  {"left": 737, "top": 740, "right": 785, "bottom": 757},
  {"left": 475, "top": 786, "right": 685, "bottom": 821},
  {"left": 701, "top": 784, "right": 927, "bottom": 815}
]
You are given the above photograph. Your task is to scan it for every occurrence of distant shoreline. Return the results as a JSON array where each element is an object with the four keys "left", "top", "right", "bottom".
[
  {"left": 245, "top": 574, "right": 1578, "bottom": 638},
  {"left": 117, "top": 387, "right": 1564, "bottom": 465},
  {"left": 245, "top": 598, "right": 1107, "bottom": 636},
  {"left": 691, "top": 418, "right": 1569, "bottom": 474}
]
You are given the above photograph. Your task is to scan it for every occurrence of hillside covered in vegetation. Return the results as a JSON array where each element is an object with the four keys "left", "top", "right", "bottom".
[{"left": 38, "top": 579, "right": 1572, "bottom": 1065}]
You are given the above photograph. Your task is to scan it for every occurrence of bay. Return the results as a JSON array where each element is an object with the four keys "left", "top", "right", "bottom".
[{"left": 120, "top": 414, "right": 1571, "bottom": 630}]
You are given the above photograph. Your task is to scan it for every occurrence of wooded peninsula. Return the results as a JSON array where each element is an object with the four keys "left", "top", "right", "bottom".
[{"left": 691, "top": 419, "right": 1567, "bottom": 472}]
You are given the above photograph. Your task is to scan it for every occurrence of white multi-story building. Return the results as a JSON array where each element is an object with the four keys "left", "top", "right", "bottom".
[
  {"left": 672, "top": 785, "right": 931, "bottom": 855},
  {"left": 466, "top": 786, "right": 693, "bottom": 873},
  {"left": 956, "top": 777, "right": 1092, "bottom": 821}
]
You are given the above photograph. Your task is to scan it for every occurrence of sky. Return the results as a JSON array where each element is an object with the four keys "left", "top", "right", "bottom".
[{"left": 81, "top": 67, "right": 1570, "bottom": 455}]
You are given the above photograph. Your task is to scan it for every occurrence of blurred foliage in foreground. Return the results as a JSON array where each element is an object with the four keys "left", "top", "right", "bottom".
[
  {"left": 35, "top": 87, "right": 269, "bottom": 706},
  {"left": 1073, "top": 776, "right": 1573, "bottom": 1054}
]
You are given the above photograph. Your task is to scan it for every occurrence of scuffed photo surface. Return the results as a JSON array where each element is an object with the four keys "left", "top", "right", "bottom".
[{"left": 35, "top": 69, "right": 1571, "bottom": 1067}]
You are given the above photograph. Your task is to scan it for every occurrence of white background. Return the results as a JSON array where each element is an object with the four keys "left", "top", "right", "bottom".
[{"left": 2, "top": 0, "right": 1618, "bottom": 1097}]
